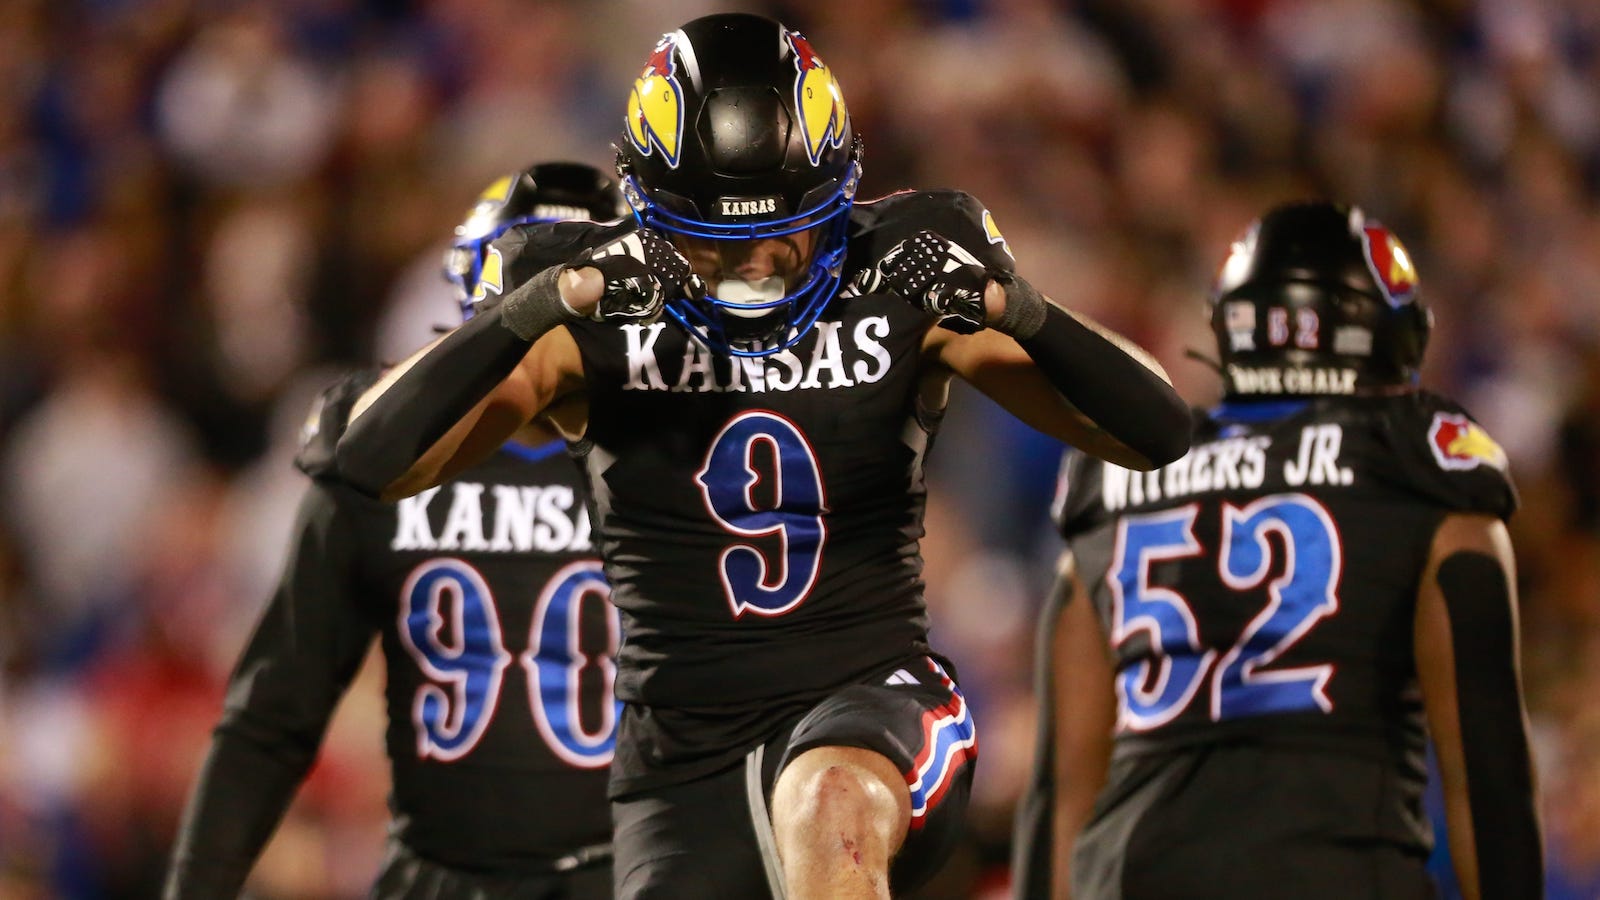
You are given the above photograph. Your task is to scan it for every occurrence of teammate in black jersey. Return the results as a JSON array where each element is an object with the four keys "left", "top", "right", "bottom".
[
  {"left": 1011, "top": 202, "right": 1543, "bottom": 899},
  {"left": 334, "top": 14, "right": 1192, "bottom": 899},
  {"left": 163, "top": 162, "right": 627, "bottom": 900}
]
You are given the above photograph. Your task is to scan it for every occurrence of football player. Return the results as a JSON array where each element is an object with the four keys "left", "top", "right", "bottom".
[
  {"left": 163, "top": 162, "right": 627, "bottom": 899},
  {"left": 1012, "top": 202, "right": 1543, "bottom": 899},
  {"left": 334, "top": 13, "right": 1192, "bottom": 899}
]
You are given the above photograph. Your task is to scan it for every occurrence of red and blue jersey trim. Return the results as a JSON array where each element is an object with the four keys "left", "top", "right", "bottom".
[{"left": 905, "top": 658, "right": 977, "bottom": 828}]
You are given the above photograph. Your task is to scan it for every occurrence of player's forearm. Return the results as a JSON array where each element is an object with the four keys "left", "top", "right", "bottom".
[
  {"left": 1416, "top": 516, "right": 1543, "bottom": 899},
  {"left": 1436, "top": 551, "right": 1543, "bottom": 898},
  {"left": 165, "top": 481, "right": 373, "bottom": 898},
  {"left": 163, "top": 727, "right": 317, "bottom": 899},
  {"left": 1049, "top": 567, "right": 1115, "bottom": 900},
  {"left": 337, "top": 266, "right": 571, "bottom": 498},
  {"left": 992, "top": 275, "right": 1191, "bottom": 469},
  {"left": 1434, "top": 700, "right": 1541, "bottom": 900}
]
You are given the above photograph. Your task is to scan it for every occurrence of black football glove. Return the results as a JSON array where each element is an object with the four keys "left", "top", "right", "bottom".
[
  {"left": 564, "top": 227, "right": 703, "bottom": 322},
  {"left": 873, "top": 230, "right": 992, "bottom": 334}
]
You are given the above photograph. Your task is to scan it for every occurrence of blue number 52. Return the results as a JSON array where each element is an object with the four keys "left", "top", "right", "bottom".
[{"left": 1107, "top": 493, "right": 1342, "bottom": 731}]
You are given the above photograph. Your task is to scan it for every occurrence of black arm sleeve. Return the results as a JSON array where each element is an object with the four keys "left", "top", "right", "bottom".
[
  {"left": 1009, "top": 564, "right": 1074, "bottom": 900},
  {"left": 335, "top": 303, "right": 538, "bottom": 497},
  {"left": 1437, "top": 550, "right": 1543, "bottom": 900},
  {"left": 163, "top": 483, "right": 376, "bottom": 899},
  {"left": 1015, "top": 299, "right": 1192, "bottom": 468}
]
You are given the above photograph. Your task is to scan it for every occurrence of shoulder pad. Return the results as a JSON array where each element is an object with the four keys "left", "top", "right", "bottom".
[
  {"left": 490, "top": 220, "right": 634, "bottom": 296},
  {"left": 1371, "top": 391, "right": 1518, "bottom": 520},
  {"left": 857, "top": 190, "right": 1017, "bottom": 276},
  {"left": 294, "top": 368, "right": 384, "bottom": 478}
]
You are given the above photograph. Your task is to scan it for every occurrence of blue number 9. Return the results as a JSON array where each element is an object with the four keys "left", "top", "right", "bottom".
[
  {"left": 696, "top": 411, "right": 828, "bottom": 618},
  {"left": 398, "top": 559, "right": 513, "bottom": 761}
]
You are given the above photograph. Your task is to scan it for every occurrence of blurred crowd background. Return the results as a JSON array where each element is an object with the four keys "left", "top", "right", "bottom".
[{"left": 1, "top": 0, "right": 1599, "bottom": 897}]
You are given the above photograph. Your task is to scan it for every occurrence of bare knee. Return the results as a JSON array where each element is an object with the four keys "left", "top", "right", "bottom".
[
  {"left": 775, "top": 753, "right": 904, "bottom": 836},
  {"left": 770, "top": 746, "right": 911, "bottom": 896}
]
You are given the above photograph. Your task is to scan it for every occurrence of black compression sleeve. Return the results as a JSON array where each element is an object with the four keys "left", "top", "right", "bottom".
[
  {"left": 163, "top": 484, "right": 375, "bottom": 899},
  {"left": 163, "top": 730, "right": 314, "bottom": 899},
  {"left": 335, "top": 266, "right": 567, "bottom": 498},
  {"left": 1009, "top": 568, "right": 1073, "bottom": 900},
  {"left": 1002, "top": 279, "right": 1191, "bottom": 467},
  {"left": 1437, "top": 551, "right": 1543, "bottom": 900}
]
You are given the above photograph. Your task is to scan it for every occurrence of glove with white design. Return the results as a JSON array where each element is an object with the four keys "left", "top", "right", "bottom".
[
  {"left": 564, "top": 227, "right": 703, "bottom": 322},
  {"left": 873, "top": 230, "right": 992, "bottom": 334}
]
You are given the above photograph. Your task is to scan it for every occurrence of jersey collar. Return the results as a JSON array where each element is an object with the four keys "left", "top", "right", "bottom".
[{"left": 499, "top": 439, "right": 567, "bottom": 464}]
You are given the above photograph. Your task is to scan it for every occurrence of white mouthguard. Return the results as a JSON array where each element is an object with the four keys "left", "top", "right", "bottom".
[{"left": 714, "top": 276, "right": 786, "bottom": 317}]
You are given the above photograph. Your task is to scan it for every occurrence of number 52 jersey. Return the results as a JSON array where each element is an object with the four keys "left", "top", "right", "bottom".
[{"left": 1053, "top": 391, "right": 1516, "bottom": 850}]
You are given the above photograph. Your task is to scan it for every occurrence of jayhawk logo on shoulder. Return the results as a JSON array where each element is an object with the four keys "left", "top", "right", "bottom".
[
  {"left": 626, "top": 33, "right": 685, "bottom": 167},
  {"left": 472, "top": 245, "right": 504, "bottom": 306},
  {"left": 982, "top": 209, "right": 1014, "bottom": 260},
  {"left": 785, "top": 29, "right": 848, "bottom": 165},
  {"left": 1428, "top": 412, "right": 1507, "bottom": 472}
]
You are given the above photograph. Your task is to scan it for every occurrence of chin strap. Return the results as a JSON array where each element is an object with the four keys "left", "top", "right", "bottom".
[{"left": 1184, "top": 346, "right": 1225, "bottom": 375}]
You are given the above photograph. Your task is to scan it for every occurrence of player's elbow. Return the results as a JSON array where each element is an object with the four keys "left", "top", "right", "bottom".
[
  {"left": 375, "top": 471, "right": 440, "bottom": 504},
  {"left": 1119, "top": 393, "right": 1193, "bottom": 471},
  {"left": 331, "top": 435, "right": 393, "bottom": 500},
  {"left": 1144, "top": 407, "right": 1194, "bottom": 469}
]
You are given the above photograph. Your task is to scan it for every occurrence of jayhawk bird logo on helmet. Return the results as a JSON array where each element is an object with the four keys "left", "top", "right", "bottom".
[
  {"left": 1358, "top": 221, "right": 1419, "bottom": 308},
  {"left": 627, "top": 34, "right": 686, "bottom": 168},
  {"left": 786, "top": 30, "right": 848, "bottom": 166}
]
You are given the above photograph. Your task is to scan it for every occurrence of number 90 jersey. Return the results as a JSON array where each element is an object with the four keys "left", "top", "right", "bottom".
[
  {"left": 493, "top": 190, "right": 1013, "bottom": 796},
  {"left": 293, "top": 370, "right": 617, "bottom": 868},
  {"left": 1054, "top": 392, "right": 1515, "bottom": 840}
]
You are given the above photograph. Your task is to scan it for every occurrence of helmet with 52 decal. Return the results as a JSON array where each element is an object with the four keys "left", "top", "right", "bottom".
[
  {"left": 618, "top": 12, "right": 862, "bottom": 357},
  {"left": 1210, "top": 201, "right": 1433, "bottom": 400},
  {"left": 445, "top": 161, "right": 627, "bottom": 320}
]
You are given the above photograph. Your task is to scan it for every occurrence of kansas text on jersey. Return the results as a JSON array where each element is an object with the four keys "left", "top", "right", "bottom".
[
  {"left": 193, "top": 371, "right": 618, "bottom": 875},
  {"left": 491, "top": 190, "right": 1010, "bottom": 795}
]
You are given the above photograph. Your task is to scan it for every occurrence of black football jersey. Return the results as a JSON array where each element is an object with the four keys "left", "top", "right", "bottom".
[
  {"left": 175, "top": 370, "right": 616, "bottom": 884},
  {"left": 493, "top": 190, "right": 1016, "bottom": 794},
  {"left": 1054, "top": 391, "right": 1516, "bottom": 851}
]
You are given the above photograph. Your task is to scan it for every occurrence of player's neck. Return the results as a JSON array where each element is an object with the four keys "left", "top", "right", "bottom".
[{"left": 1211, "top": 398, "right": 1311, "bottom": 423}]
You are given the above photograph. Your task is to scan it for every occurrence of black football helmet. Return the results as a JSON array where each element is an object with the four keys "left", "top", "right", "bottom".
[
  {"left": 618, "top": 13, "right": 862, "bottom": 357},
  {"left": 1209, "top": 201, "right": 1432, "bottom": 399},
  {"left": 445, "top": 161, "right": 627, "bottom": 320}
]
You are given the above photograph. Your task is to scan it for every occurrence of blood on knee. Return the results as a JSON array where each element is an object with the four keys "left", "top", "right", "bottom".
[
  {"left": 800, "top": 764, "right": 875, "bottom": 818},
  {"left": 840, "top": 834, "right": 863, "bottom": 866}
]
